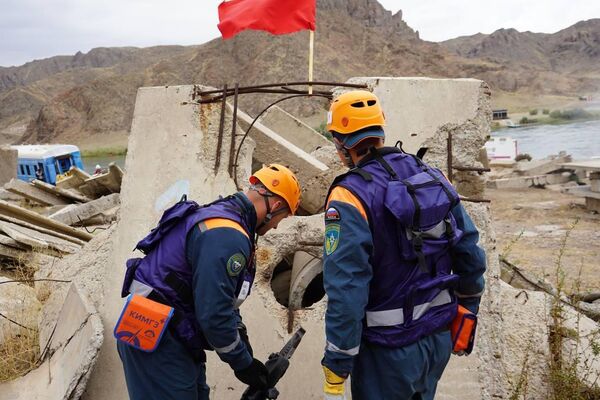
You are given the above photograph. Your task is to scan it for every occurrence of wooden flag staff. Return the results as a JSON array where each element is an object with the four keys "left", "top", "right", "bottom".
[{"left": 308, "top": 30, "right": 315, "bottom": 95}]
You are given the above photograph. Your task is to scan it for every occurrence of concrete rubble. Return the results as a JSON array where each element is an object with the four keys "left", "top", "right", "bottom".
[
  {"left": 50, "top": 193, "right": 120, "bottom": 227},
  {"left": 0, "top": 284, "right": 104, "bottom": 400},
  {"left": 1, "top": 78, "right": 598, "bottom": 400}
]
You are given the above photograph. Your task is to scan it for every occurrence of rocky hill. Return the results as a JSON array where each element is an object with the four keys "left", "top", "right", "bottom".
[
  {"left": 442, "top": 19, "right": 600, "bottom": 94},
  {"left": 2, "top": 1, "right": 599, "bottom": 145}
]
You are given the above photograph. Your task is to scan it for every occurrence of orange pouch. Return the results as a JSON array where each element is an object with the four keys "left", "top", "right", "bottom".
[
  {"left": 450, "top": 305, "right": 477, "bottom": 354},
  {"left": 114, "top": 294, "right": 174, "bottom": 352}
]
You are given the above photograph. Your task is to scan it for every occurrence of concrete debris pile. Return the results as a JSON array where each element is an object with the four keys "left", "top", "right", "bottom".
[
  {"left": 487, "top": 152, "right": 573, "bottom": 189},
  {"left": 1, "top": 78, "right": 599, "bottom": 400}
]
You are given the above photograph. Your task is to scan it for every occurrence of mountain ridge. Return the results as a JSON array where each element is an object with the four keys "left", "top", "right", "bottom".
[{"left": 2, "top": 1, "right": 599, "bottom": 145}]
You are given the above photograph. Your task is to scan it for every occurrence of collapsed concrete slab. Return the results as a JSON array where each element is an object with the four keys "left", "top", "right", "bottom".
[
  {"left": 0, "top": 200, "right": 92, "bottom": 242},
  {"left": 50, "top": 194, "right": 120, "bottom": 226},
  {"left": 55, "top": 167, "right": 91, "bottom": 191},
  {"left": 515, "top": 153, "right": 572, "bottom": 176},
  {"left": 488, "top": 173, "right": 571, "bottom": 189},
  {"left": 4, "top": 178, "right": 69, "bottom": 206},
  {"left": 258, "top": 106, "right": 331, "bottom": 154},
  {"left": 0, "top": 284, "right": 103, "bottom": 400},
  {"left": 0, "top": 221, "right": 81, "bottom": 254},
  {"left": 78, "top": 164, "right": 123, "bottom": 198},
  {"left": 0, "top": 146, "right": 17, "bottom": 187},
  {"left": 32, "top": 179, "right": 91, "bottom": 203},
  {"left": 84, "top": 84, "right": 256, "bottom": 399}
]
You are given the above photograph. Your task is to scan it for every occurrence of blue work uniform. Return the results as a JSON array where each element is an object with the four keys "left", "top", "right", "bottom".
[
  {"left": 118, "top": 194, "right": 256, "bottom": 400},
  {"left": 322, "top": 148, "right": 486, "bottom": 400}
]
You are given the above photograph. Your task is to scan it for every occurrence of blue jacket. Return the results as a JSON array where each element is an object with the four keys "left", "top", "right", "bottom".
[{"left": 322, "top": 148, "right": 486, "bottom": 376}]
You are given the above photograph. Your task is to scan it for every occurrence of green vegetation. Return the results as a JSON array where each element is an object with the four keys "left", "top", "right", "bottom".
[
  {"left": 515, "top": 153, "right": 532, "bottom": 162},
  {"left": 529, "top": 109, "right": 539, "bottom": 116},
  {"left": 549, "top": 108, "right": 593, "bottom": 121},
  {"left": 505, "top": 221, "right": 600, "bottom": 400},
  {"left": 519, "top": 116, "right": 538, "bottom": 124},
  {"left": 543, "top": 109, "right": 550, "bottom": 115},
  {"left": 315, "top": 122, "right": 333, "bottom": 141},
  {"left": 81, "top": 146, "right": 128, "bottom": 158}
]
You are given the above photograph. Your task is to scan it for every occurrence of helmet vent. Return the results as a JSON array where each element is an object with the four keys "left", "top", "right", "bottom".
[
  {"left": 350, "top": 101, "right": 365, "bottom": 108},
  {"left": 367, "top": 100, "right": 377, "bottom": 106}
]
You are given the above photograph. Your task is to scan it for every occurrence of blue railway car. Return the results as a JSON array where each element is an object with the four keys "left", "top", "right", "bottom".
[{"left": 12, "top": 145, "right": 84, "bottom": 185}]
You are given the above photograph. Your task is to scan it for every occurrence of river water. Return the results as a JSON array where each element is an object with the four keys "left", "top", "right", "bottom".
[
  {"left": 493, "top": 119, "right": 600, "bottom": 160},
  {"left": 82, "top": 155, "right": 126, "bottom": 174}
]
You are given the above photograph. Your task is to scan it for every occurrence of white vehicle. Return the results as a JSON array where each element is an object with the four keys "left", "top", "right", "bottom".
[{"left": 485, "top": 137, "right": 518, "bottom": 161}]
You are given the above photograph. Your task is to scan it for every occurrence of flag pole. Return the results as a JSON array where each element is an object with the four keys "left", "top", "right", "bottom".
[{"left": 308, "top": 30, "right": 314, "bottom": 95}]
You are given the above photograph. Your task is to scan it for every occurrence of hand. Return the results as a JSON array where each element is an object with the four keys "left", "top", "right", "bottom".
[
  {"left": 323, "top": 366, "right": 347, "bottom": 399},
  {"left": 234, "top": 358, "right": 268, "bottom": 390}
]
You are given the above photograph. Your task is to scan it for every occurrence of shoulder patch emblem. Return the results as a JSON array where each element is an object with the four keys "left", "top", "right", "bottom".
[
  {"left": 325, "top": 223, "right": 341, "bottom": 256},
  {"left": 227, "top": 253, "right": 246, "bottom": 277},
  {"left": 325, "top": 207, "right": 341, "bottom": 222}
]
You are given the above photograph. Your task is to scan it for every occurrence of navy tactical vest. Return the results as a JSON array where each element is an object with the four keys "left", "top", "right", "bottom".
[
  {"left": 120, "top": 193, "right": 256, "bottom": 358},
  {"left": 328, "top": 147, "right": 463, "bottom": 348}
]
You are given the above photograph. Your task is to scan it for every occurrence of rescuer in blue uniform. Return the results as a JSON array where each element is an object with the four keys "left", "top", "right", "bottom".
[
  {"left": 116, "top": 164, "right": 302, "bottom": 400},
  {"left": 321, "top": 91, "right": 487, "bottom": 400}
]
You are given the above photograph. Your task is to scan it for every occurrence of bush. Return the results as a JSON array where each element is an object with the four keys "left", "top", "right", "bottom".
[
  {"left": 529, "top": 109, "right": 538, "bottom": 116},
  {"left": 515, "top": 153, "right": 532, "bottom": 162},
  {"left": 543, "top": 109, "right": 550, "bottom": 115},
  {"left": 315, "top": 122, "right": 332, "bottom": 141},
  {"left": 519, "top": 117, "right": 538, "bottom": 124},
  {"left": 549, "top": 108, "right": 592, "bottom": 121}
]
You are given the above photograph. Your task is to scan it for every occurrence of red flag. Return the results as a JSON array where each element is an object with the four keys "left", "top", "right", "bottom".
[{"left": 218, "top": 0, "right": 316, "bottom": 40}]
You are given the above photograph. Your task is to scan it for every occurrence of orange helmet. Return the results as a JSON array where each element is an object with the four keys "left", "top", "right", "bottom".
[
  {"left": 249, "top": 164, "right": 301, "bottom": 215},
  {"left": 327, "top": 90, "right": 386, "bottom": 135}
]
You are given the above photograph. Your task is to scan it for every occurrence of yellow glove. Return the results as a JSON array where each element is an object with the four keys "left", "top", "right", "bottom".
[{"left": 323, "top": 366, "right": 346, "bottom": 398}]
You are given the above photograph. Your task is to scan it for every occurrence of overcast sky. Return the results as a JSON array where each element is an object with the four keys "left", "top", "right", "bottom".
[{"left": 2, "top": 0, "right": 600, "bottom": 67}]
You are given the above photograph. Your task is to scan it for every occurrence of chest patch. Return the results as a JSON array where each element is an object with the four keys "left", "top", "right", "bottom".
[
  {"left": 227, "top": 253, "right": 246, "bottom": 277},
  {"left": 325, "top": 223, "right": 341, "bottom": 256},
  {"left": 325, "top": 207, "right": 341, "bottom": 222}
]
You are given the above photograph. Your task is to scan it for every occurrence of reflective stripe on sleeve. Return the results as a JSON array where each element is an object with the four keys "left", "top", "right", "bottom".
[
  {"left": 326, "top": 341, "right": 360, "bottom": 356},
  {"left": 211, "top": 332, "right": 241, "bottom": 354},
  {"left": 365, "top": 289, "right": 452, "bottom": 327}
]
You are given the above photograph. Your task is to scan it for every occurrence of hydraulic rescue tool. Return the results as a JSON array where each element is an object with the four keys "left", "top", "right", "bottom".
[{"left": 240, "top": 327, "right": 306, "bottom": 400}]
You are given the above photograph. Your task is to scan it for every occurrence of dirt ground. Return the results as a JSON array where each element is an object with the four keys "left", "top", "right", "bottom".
[{"left": 487, "top": 186, "right": 600, "bottom": 293}]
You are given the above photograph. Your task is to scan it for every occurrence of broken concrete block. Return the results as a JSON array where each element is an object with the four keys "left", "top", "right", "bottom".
[
  {"left": 515, "top": 154, "right": 572, "bottom": 176},
  {"left": 0, "top": 283, "right": 103, "bottom": 400},
  {"left": 0, "top": 188, "right": 23, "bottom": 202},
  {"left": 0, "top": 199, "right": 93, "bottom": 242},
  {"left": 0, "top": 233, "right": 28, "bottom": 250},
  {"left": 0, "top": 146, "right": 17, "bottom": 187},
  {"left": 50, "top": 194, "right": 120, "bottom": 226},
  {"left": 0, "top": 220, "right": 81, "bottom": 254},
  {"left": 55, "top": 167, "right": 91, "bottom": 191},
  {"left": 82, "top": 84, "right": 256, "bottom": 399},
  {"left": 4, "top": 178, "right": 69, "bottom": 206},
  {"left": 78, "top": 164, "right": 123, "bottom": 198},
  {"left": 258, "top": 106, "right": 331, "bottom": 154},
  {"left": 32, "top": 179, "right": 92, "bottom": 203},
  {"left": 0, "top": 276, "right": 41, "bottom": 345}
]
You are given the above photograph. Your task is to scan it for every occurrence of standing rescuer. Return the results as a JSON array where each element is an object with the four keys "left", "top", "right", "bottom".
[
  {"left": 115, "top": 164, "right": 301, "bottom": 400},
  {"left": 321, "top": 91, "right": 487, "bottom": 400}
]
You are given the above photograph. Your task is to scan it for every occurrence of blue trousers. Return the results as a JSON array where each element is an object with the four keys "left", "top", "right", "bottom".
[
  {"left": 351, "top": 330, "right": 452, "bottom": 400},
  {"left": 117, "top": 329, "right": 210, "bottom": 400}
]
